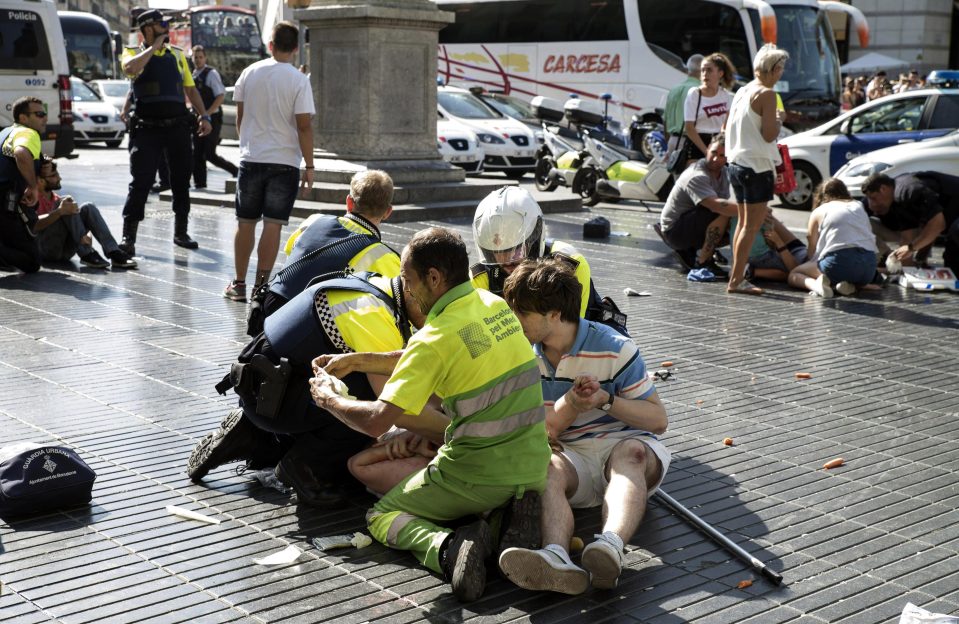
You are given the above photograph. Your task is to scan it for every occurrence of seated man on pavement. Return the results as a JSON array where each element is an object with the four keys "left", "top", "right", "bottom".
[
  {"left": 729, "top": 212, "right": 807, "bottom": 282},
  {"left": 472, "top": 186, "right": 627, "bottom": 335},
  {"left": 309, "top": 227, "right": 550, "bottom": 602},
  {"left": 187, "top": 269, "right": 448, "bottom": 509},
  {"left": 497, "top": 259, "right": 669, "bottom": 595},
  {"left": 243, "top": 170, "right": 400, "bottom": 314},
  {"left": 34, "top": 156, "right": 137, "bottom": 269},
  {"left": 861, "top": 172, "right": 959, "bottom": 274},
  {"left": 656, "top": 134, "right": 737, "bottom": 277}
]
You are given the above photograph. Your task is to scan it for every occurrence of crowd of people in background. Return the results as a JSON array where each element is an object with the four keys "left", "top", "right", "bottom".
[{"left": 842, "top": 68, "right": 926, "bottom": 110}]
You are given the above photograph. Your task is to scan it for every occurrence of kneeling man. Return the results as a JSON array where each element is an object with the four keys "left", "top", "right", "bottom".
[{"left": 499, "top": 259, "right": 670, "bottom": 594}]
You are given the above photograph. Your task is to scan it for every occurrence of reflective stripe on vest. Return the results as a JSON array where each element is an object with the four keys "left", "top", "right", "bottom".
[
  {"left": 453, "top": 366, "right": 541, "bottom": 420},
  {"left": 328, "top": 293, "right": 391, "bottom": 320},
  {"left": 448, "top": 405, "right": 544, "bottom": 442},
  {"left": 264, "top": 274, "right": 398, "bottom": 365},
  {"left": 271, "top": 216, "right": 378, "bottom": 302}
]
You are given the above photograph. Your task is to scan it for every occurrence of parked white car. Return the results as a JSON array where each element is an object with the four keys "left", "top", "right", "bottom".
[
  {"left": 70, "top": 77, "right": 125, "bottom": 148},
  {"left": 437, "top": 86, "right": 537, "bottom": 178},
  {"left": 437, "top": 117, "right": 484, "bottom": 174},
  {"left": 779, "top": 88, "right": 959, "bottom": 210},
  {"left": 89, "top": 79, "right": 130, "bottom": 113},
  {"left": 835, "top": 130, "right": 959, "bottom": 197}
]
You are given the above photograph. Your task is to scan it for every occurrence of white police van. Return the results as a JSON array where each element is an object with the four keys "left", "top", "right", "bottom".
[{"left": 0, "top": 0, "right": 74, "bottom": 157}]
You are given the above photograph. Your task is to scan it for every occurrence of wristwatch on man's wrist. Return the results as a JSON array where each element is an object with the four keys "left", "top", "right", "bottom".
[
  {"left": 600, "top": 393, "right": 614, "bottom": 412},
  {"left": 200, "top": 114, "right": 212, "bottom": 123}
]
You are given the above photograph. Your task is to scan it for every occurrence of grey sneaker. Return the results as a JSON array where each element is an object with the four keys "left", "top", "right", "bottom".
[
  {"left": 582, "top": 535, "right": 624, "bottom": 589},
  {"left": 498, "top": 547, "right": 589, "bottom": 595},
  {"left": 79, "top": 250, "right": 110, "bottom": 269},
  {"left": 223, "top": 280, "right": 247, "bottom": 302}
]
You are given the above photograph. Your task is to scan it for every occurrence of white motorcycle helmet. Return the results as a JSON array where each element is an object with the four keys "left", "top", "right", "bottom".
[{"left": 473, "top": 187, "right": 545, "bottom": 266}]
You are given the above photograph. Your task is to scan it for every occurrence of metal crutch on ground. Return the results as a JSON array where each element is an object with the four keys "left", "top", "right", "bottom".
[{"left": 652, "top": 489, "right": 784, "bottom": 585}]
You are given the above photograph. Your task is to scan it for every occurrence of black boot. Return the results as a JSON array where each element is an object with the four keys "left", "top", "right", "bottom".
[
  {"left": 173, "top": 214, "right": 199, "bottom": 249},
  {"left": 119, "top": 218, "right": 138, "bottom": 256}
]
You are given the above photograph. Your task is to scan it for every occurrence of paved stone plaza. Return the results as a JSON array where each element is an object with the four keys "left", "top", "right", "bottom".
[{"left": 1, "top": 150, "right": 958, "bottom": 623}]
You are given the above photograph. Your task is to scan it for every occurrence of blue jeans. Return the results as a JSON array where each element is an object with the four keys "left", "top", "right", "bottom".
[
  {"left": 235, "top": 162, "right": 300, "bottom": 224},
  {"left": 729, "top": 163, "right": 775, "bottom": 204},
  {"left": 818, "top": 247, "right": 877, "bottom": 285},
  {"left": 38, "top": 202, "right": 120, "bottom": 261}
]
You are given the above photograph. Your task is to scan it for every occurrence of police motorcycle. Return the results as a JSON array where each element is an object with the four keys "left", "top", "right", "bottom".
[
  {"left": 572, "top": 94, "right": 673, "bottom": 207},
  {"left": 531, "top": 95, "right": 586, "bottom": 192},
  {"left": 628, "top": 112, "right": 669, "bottom": 163},
  {"left": 531, "top": 95, "right": 630, "bottom": 194}
]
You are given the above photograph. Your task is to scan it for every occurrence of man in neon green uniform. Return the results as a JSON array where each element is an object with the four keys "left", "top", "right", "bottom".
[{"left": 310, "top": 227, "right": 550, "bottom": 602}]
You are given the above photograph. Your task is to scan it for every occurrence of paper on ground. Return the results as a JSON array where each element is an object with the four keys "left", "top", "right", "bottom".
[
  {"left": 252, "top": 544, "right": 303, "bottom": 565},
  {"left": 313, "top": 532, "right": 373, "bottom": 551},
  {"left": 900, "top": 603, "right": 959, "bottom": 624},
  {"left": 166, "top": 505, "right": 220, "bottom": 525}
]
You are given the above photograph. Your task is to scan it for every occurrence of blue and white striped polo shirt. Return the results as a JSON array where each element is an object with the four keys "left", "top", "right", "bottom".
[{"left": 536, "top": 318, "right": 656, "bottom": 442}]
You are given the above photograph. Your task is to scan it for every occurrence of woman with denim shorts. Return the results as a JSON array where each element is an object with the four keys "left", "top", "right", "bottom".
[
  {"left": 788, "top": 179, "right": 880, "bottom": 298},
  {"left": 724, "top": 44, "right": 790, "bottom": 295}
]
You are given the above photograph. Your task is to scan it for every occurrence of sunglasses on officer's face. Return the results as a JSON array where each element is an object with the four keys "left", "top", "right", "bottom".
[{"left": 28, "top": 110, "right": 48, "bottom": 118}]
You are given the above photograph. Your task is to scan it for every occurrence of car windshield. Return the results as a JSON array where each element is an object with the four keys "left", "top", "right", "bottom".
[
  {"left": 438, "top": 91, "right": 501, "bottom": 119},
  {"left": 71, "top": 79, "right": 102, "bottom": 102},
  {"left": 485, "top": 95, "right": 536, "bottom": 121},
  {"left": 99, "top": 82, "right": 129, "bottom": 97}
]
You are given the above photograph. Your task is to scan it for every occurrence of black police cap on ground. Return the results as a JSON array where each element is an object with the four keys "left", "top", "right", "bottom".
[{"left": 136, "top": 9, "right": 165, "bottom": 27}]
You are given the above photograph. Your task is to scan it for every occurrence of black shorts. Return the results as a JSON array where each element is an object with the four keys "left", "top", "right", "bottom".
[{"left": 662, "top": 205, "right": 725, "bottom": 251}]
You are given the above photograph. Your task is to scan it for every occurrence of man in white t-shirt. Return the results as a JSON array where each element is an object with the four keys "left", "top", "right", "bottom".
[{"left": 225, "top": 21, "right": 316, "bottom": 302}]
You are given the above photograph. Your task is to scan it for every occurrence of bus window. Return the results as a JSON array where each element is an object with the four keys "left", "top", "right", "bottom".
[
  {"left": 185, "top": 9, "right": 264, "bottom": 85},
  {"left": 637, "top": 0, "right": 752, "bottom": 80},
  {"left": 774, "top": 6, "right": 840, "bottom": 99},
  {"left": 0, "top": 11, "right": 53, "bottom": 71},
  {"left": 440, "top": 0, "right": 627, "bottom": 44},
  {"left": 59, "top": 13, "right": 115, "bottom": 80}
]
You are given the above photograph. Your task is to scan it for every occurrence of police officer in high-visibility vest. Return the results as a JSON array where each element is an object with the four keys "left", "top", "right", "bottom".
[
  {"left": 471, "top": 187, "right": 628, "bottom": 335},
  {"left": 309, "top": 227, "right": 550, "bottom": 602},
  {"left": 242, "top": 171, "right": 401, "bottom": 336},
  {"left": 187, "top": 271, "right": 448, "bottom": 508},
  {"left": 119, "top": 9, "right": 212, "bottom": 256}
]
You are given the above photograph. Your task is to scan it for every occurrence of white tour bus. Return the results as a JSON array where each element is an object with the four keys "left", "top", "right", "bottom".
[
  {"left": 436, "top": 0, "right": 869, "bottom": 132},
  {"left": 0, "top": 0, "right": 74, "bottom": 157}
]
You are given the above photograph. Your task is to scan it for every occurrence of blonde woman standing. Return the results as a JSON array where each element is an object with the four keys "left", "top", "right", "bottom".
[
  {"left": 724, "top": 44, "right": 789, "bottom": 295},
  {"left": 683, "top": 52, "right": 735, "bottom": 167}
]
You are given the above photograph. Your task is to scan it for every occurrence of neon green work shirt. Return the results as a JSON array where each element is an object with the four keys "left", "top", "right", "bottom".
[
  {"left": 1, "top": 124, "right": 41, "bottom": 160},
  {"left": 379, "top": 282, "right": 549, "bottom": 486}
]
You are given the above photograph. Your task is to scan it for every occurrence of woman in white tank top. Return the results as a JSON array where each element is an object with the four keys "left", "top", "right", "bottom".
[{"left": 724, "top": 44, "right": 789, "bottom": 295}]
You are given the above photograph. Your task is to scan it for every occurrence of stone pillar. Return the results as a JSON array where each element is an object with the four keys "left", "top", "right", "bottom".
[{"left": 295, "top": 0, "right": 462, "bottom": 182}]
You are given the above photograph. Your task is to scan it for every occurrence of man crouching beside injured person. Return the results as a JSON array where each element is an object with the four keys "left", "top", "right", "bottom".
[
  {"left": 309, "top": 227, "right": 550, "bottom": 602},
  {"left": 498, "top": 259, "right": 670, "bottom": 594}
]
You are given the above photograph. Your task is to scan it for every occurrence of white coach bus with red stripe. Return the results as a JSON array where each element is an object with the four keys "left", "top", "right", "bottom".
[{"left": 436, "top": 0, "right": 869, "bottom": 132}]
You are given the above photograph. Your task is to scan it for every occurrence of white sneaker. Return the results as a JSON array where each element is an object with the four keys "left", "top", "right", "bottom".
[
  {"left": 835, "top": 281, "right": 856, "bottom": 296},
  {"left": 498, "top": 547, "right": 589, "bottom": 595},
  {"left": 811, "top": 274, "right": 833, "bottom": 298},
  {"left": 582, "top": 536, "right": 624, "bottom": 589}
]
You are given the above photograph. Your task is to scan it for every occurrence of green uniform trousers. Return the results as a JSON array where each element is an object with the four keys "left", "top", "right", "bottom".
[{"left": 367, "top": 463, "right": 545, "bottom": 573}]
